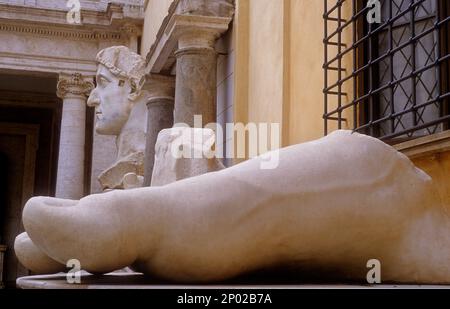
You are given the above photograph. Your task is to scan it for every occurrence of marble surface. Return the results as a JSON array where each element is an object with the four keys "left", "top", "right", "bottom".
[
  {"left": 16, "top": 272, "right": 450, "bottom": 289},
  {"left": 151, "top": 128, "right": 225, "bottom": 186},
  {"left": 15, "top": 131, "right": 450, "bottom": 284}
]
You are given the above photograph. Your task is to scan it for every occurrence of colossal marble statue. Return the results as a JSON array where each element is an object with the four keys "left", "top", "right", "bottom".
[
  {"left": 88, "top": 46, "right": 148, "bottom": 190},
  {"left": 14, "top": 46, "right": 149, "bottom": 275},
  {"left": 15, "top": 130, "right": 450, "bottom": 284}
]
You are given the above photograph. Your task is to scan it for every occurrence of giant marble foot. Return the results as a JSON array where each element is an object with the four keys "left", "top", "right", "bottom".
[
  {"left": 14, "top": 197, "right": 81, "bottom": 274},
  {"left": 14, "top": 232, "right": 66, "bottom": 274},
  {"left": 17, "top": 130, "right": 450, "bottom": 283}
]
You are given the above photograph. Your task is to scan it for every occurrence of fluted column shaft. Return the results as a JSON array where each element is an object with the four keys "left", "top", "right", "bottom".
[{"left": 56, "top": 73, "right": 93, "bottom": 199}]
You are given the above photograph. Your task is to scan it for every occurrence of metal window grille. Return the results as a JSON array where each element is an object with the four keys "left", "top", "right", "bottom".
[{"left": 323, "top": 0, "right": 450, "bottom": 142}]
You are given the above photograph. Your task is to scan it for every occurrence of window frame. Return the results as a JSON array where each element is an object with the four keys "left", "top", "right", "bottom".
[{"left": 323, "top": 0, "right": 450, "bottom": 144}]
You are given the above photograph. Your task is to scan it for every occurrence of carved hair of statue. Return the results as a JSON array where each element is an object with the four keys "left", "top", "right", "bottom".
[
  {"left": 95, "top": 46, "right": 146, "bottom": 97},
  {"left": 88, "top": 46, "right": 149, "bottom": 190}
]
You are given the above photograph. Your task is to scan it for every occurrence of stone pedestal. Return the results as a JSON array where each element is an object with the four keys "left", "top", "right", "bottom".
[
  {"left": 143, "top": 75, "right": 175, "bottom": 186},
  {"left": 15, "top": 273, "right": 427, "bottom": 289},
  {"left": 56, "top": 73, "right": 93, "bottom": 199}
]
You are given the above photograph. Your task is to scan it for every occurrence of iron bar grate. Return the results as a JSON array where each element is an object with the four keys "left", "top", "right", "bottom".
[{"left": 323, "top": 0, "right": 450, "bottom": 142}]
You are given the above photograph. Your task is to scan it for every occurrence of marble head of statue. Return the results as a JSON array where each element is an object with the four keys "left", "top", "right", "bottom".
[{"left": 87, "top": 46, "right": 148, "bottom": 190}]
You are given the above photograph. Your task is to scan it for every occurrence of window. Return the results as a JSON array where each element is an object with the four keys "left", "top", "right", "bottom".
[{"left": 323, "top": 0, "right": 450, "bottom": 142}]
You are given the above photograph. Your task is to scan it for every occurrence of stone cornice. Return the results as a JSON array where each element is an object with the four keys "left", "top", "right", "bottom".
[
  {"left": 0, "top": 51, "right": 98, "bottom": 76},
  {"left": 0, "top": 0, "right": 144, "bottom": 12},
  {"left": 57, "top": 73, "right": 94, "bottom": 99},
  {"left": 145, "top": 0, "right": 235, "bottom": 74},
  {"left": 0, "top": 21, "right": 125, "bottom": 41},
  {"left": 0, "top": 3, "right": 144, "bottom": 34},
  {"left": 176, "top": 0, "right": 234, "bottom": 18},
  {"left": 395, "top": 131, "right": 450, "bottom": 159},
  {"left": 0, "top": 2, "right": 144, "bottom": 81}
]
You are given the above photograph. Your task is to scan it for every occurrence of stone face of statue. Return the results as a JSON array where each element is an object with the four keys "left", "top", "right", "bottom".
[
  {"left": 87, "top": 64, "right": 135, "bottom": 136},
  {"left": 84, "top": 46, "right": 148, "bottom": 190}
]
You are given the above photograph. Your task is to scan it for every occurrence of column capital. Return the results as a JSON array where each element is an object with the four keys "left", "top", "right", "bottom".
[
  {"left": 176, "top": 0, "right": 235, "bottom": 19},
  {"left": 170, "top": 14, "right": 231, "bottom": 53},
  {"left": 146, "top": 0, "right": 235, "bottom": 74},
  {"left": 57, "top": 73, "right": 94, "bottom": 99},
  {"left": 172, "top": 0, "right": 235, "bottom": 48}
]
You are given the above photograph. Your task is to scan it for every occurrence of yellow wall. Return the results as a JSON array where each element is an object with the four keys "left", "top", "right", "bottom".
[
  {"left": 413, "top": 152, "right": 450, "bottom": 210},
  {"left": 288, "top": 0, "right": 324, "bottom": 144},
  {"left": 247, "top": 0, "right": 284, "bottom": 133},
  {"left": 233, "top": 0, "right": 249, "bottom": 127},
  {"left": 141, "top": 0, "right": 174, "bottom": 56},
  {"left": 233, "top": 0, "right": 290, "bottom": 147},
  {"left": 233, "top": 0, "right": 355, "bottom": 146}
]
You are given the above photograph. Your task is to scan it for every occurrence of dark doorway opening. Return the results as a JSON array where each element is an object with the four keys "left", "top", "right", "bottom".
[{"left": 0, "top": 72, "right": 61, "bottom": 288}]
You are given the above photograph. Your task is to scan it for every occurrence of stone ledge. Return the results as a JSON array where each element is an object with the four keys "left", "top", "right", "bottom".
[
  {"left": 16, "top": 273, "right": 450, "bottom": 289},
  {"left": 394, "top": 130, "right": 450, "bottom": 159},
  {"left": 0, "top": 2, "right": 144, "bottom": 26}
]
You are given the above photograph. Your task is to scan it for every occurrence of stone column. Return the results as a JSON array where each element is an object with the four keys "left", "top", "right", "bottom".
[
  {"left": 143, "top": 75, "right": 175, "bottom": 186},
  {"left": 171, "top": 0, "right": 234, "bottom": 127},
  {"left": 56, "top": 73, "right": 94, "bottom": 199},
  {"left": 174, "top": 31, "right": 219, "bottom": 127}
]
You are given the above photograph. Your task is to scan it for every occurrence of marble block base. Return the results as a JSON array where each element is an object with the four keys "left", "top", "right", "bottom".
[{"left": 16, "top": 272, "right": 450, "bottom": 289}]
